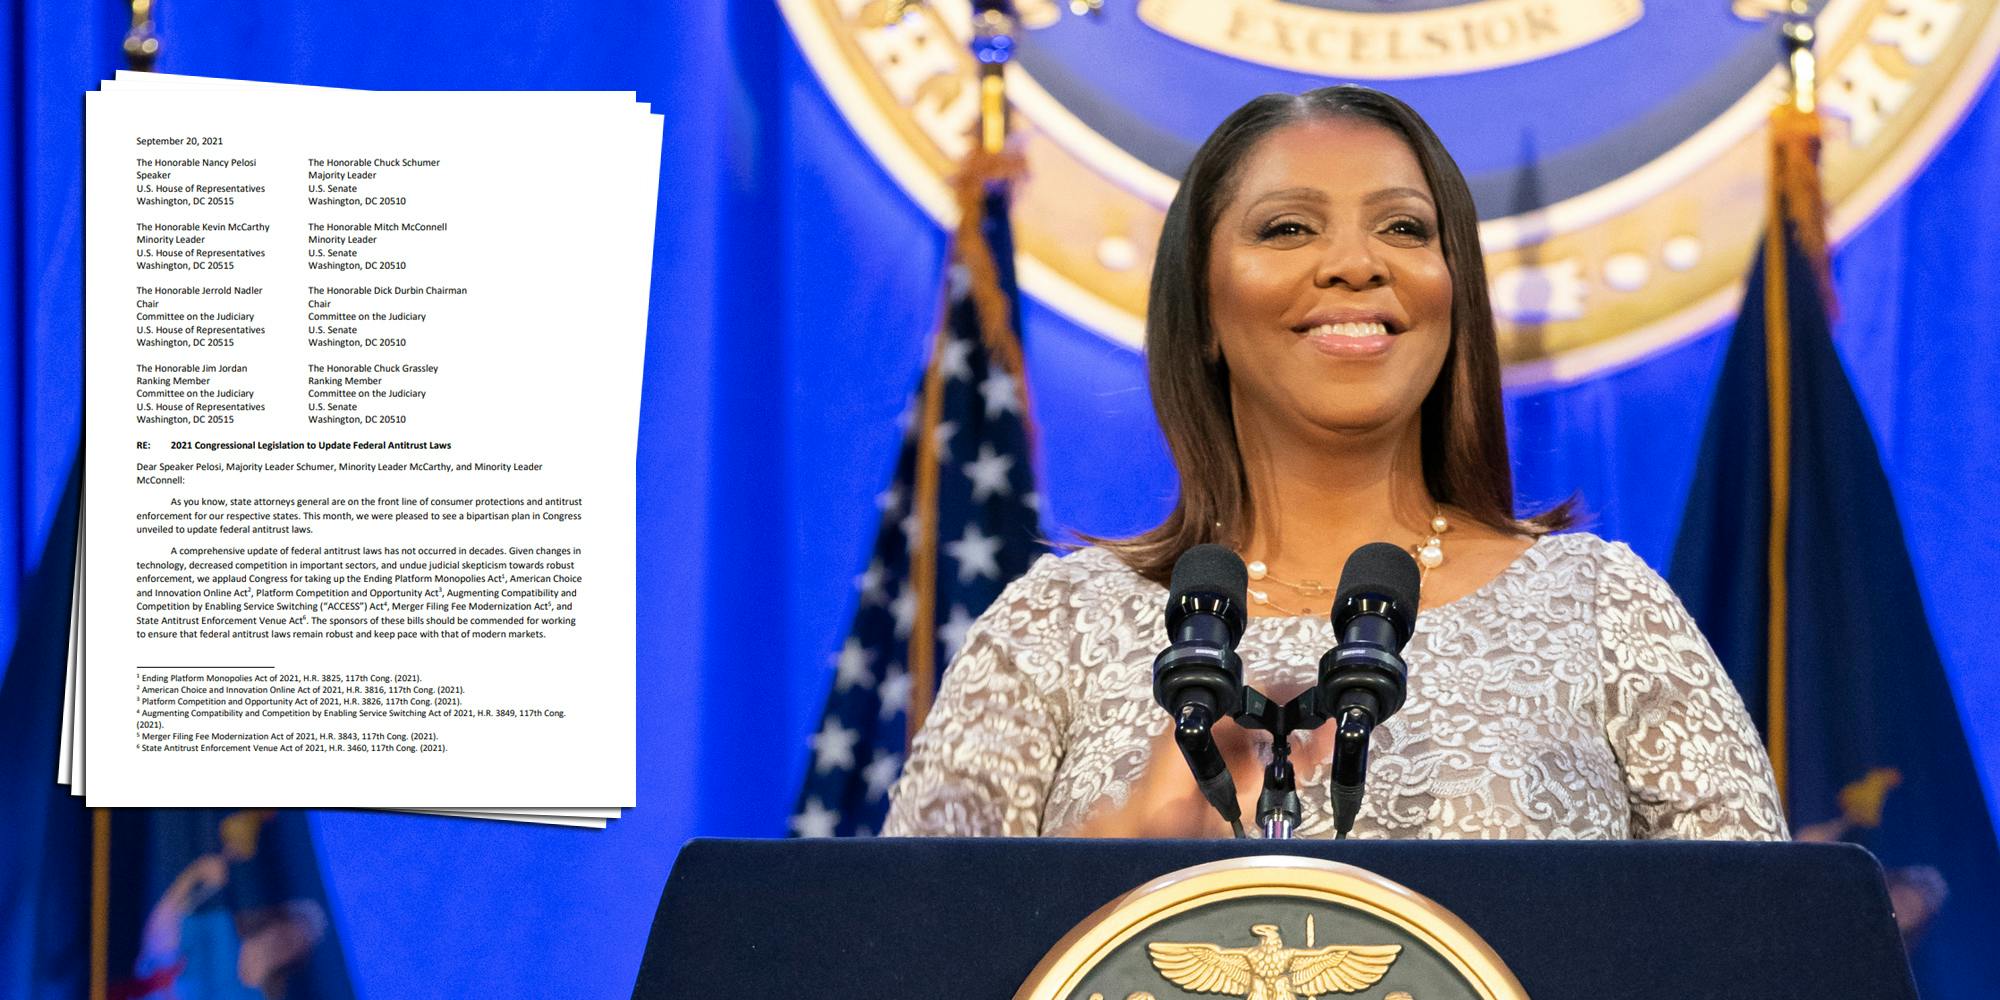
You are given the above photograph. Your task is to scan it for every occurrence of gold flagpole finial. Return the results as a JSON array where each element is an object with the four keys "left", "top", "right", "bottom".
[
  {"left": 1781, "top": 0, "right": 1817, "bottom": 114},
  {"left": 124, "top": 0, "right": 160, "bottom": 72},
  {"left": 971, "top": 2, "right": 1019, "bottom": 155}
]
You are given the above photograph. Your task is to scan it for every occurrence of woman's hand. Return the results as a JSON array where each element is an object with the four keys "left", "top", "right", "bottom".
[
  {"left": 1069, "top": 724, "right": 1247, "bottom": 838},
  {"left": 1071, "top": 692, "right": 1340, "bottom": 838}
]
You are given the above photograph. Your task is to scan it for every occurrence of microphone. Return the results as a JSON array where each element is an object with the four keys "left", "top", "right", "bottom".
[
  {"left": 1153, "top": 544, "right": 1248, "bottom": 835},
  {"left": 1318, "top": 542, "right": 1419, "bottom": 839}
]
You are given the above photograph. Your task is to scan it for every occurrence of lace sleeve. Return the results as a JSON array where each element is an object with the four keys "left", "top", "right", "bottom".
[
  {"left": 1594, "top": 542, "right": 1789, "bottom": 840},
  {"left": 883, "top": 555, "right": 1075, "bottom": 836}
]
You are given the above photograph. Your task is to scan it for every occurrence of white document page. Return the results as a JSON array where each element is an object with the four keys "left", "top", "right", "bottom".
[
  {"left": 83, "top": 89, "right": 655, "bottom": 809},
  {"left": 67, "top": 75, "right": 645, "bottom": 823}
]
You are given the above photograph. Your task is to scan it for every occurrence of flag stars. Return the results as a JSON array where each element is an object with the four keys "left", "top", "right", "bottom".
[
  {"left": 790, "top": 798, "right": 841, "bottom": 838},
  {"left": 944, "top": 524, "right": 1004, "bottom": 582},
  {"left": 795, "top": 199, "right": 1046, "bottom": 843},
  {"left": 963, "top": 444, "right": 1015, "bottom": 502},
  {"left": 889, "top": 584, "right": 917, "bottom": 637},
  {"left": 931, "top": 420, "right": 959, "bottom": 460},
  {"left": 937, "top": 336, "right": 975, "bottom": 383},
  {"left": 878, "top": 667, "right": 911, "bottom": 721},
  {"left": 855, "top": 560, "right": 888, "bottom": 606},
  {"left": 938, "top": 604, "right": 975, "bottom": 659},
  {"left": 812, "top": 718, "right": 860, "bottom": 774},
  {"left": 833, "top": 638, "right": 874, "bottom": 691},
  {"left": 875, "top": 484, "right": 903, "bottom": 514},
  {"left": 862, "top": 751, "right": 904, "bottom": 801},
  {"left": 979, "top": 369, "right": 1021, "bottom": 419}
]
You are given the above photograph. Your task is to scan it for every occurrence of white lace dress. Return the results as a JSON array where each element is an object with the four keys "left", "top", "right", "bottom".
[{"left": 883, "top": 533, "right": 1788, "bottom": 840}]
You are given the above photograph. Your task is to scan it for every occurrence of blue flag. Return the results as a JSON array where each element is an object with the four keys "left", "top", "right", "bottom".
[
  {"left": 1670, "top": 105, "right": 2000, "bottom": 997},
  {"left": 790, "top": 154, "right": 1043, "bottom": 838}
]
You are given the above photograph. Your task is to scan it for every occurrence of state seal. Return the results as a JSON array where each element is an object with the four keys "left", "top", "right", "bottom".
[{"left": 782, "top": 0, "right": 2000, "bottom": 382}]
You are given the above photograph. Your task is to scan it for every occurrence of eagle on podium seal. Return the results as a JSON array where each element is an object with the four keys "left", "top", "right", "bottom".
[{"left": 1010, "top": 856, "right": 1528, "bottom": 1000}]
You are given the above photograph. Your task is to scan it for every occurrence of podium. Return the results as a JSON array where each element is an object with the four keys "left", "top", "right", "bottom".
[{"left": 632, "top": 839, "right": 1917, "bottom": 999}]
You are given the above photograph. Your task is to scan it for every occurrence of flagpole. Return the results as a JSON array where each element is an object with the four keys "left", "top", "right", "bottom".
[
  {"left": 975, "top": 4, "right": 1014, "bottom": 156},
  {"left": 123, "top": 0, "right": 159, "bottom": 70},
  {"left": 908, "top": 2, "right": 1022, "bottom": 740},
  {"left": 1762, "top": 133, "right": 1793, "bottom": 812},
  {"left": 1763, "top": 0, "right": 1822, "bottom": 810},
  {"left": 1783, "top": 3, "right": 1816, "bottom": 116},
  {"left": 91, "top": 813, "right": 108, "bottom": 1000}
]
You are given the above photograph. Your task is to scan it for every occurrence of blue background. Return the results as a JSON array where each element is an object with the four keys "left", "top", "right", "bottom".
[{"left": 2, "top": 3, "right": 1997, "bottom": 998}]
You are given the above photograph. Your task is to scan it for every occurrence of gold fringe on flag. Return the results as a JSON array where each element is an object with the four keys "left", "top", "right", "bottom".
[
  {"left": 950, "top": 150, "right": 1032, "bottom": 391},
  {"left": 1762, "top": 161, "right": 1794, "bottom": 810},
  {"left": 1761, "top": 95, "right": 1832, "bottom": 811},
  {"left": 1769, "top": 103, "right": 1836, "bottom": 314},
  {"left": 908, "top": 325, "right": 950, "bottom": 740},
  {"left": 908, "top": 150, "right": 1035, "bottom": 740}
]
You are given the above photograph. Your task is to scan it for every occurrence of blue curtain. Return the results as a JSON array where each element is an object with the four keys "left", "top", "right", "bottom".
[{"left": 3, "top": 3, "right": 1997, "bottom": 998}]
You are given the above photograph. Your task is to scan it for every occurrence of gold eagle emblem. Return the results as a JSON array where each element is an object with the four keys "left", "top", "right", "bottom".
[{"left": 1146, "top": 922, "right": 1401, "bottom": 999}]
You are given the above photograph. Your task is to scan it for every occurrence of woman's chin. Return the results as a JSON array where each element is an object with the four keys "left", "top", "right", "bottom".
[{"left": 1295, "top": 407, "right": 1412, "bottom": 443}]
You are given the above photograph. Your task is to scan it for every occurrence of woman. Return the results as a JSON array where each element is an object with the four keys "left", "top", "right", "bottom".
[{"left": 883, "top": 86, "right": 1785, "bottom": 841}]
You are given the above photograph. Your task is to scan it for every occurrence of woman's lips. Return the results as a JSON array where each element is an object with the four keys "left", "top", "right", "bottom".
[{"left": 1303, "top": 321, "right": 1395, "bottom": 358}]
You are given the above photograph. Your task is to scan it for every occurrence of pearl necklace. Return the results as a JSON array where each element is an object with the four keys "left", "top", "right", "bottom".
[{"left": 1244, "top": 510, "right": 1450, "bottom": 616}]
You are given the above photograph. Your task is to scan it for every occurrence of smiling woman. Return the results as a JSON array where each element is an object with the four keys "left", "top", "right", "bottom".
[
  {"left": 1213, "top": 123, "right": 1457, "bottom": 465},
  {"left": 883, "top": 86, "right": 1788, "bottom": 843},
  {"left": 1124, "top": 86, "right": 1567, "bottom": 593}
]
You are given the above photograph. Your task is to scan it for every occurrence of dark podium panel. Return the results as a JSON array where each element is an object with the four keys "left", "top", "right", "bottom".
[{"left": 633, "top": 839, "right": 1916, "bottom": 1000}]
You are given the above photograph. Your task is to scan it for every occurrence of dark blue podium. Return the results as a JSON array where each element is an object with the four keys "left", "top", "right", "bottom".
[{"left": 632, "top": 839, "right": 1916, "bottom": 999}]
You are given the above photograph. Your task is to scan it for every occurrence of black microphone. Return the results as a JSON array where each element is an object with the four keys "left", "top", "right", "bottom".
[
  {"left": 1154, "top": 544, "right": 1248, "bottom": 835},
  {"left": 1318, "top": 542, "right": 1419, "bottom": 839}
]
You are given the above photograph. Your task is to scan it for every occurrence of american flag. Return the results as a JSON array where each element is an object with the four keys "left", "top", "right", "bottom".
[{"left": 790, "top": 155, "right": 1043, "bottom": 838}]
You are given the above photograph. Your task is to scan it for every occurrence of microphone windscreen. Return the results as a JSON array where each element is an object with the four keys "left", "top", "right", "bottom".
[
  {"left": 1169, "top": 543, "right": 1247, "bottom": 605},
  {"left": 1334, "top": 542, "right": 1421, "bottom": 637}
]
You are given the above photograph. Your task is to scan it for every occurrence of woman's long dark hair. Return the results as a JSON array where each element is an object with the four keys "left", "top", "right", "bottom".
[{"left": 1102, "top": 85, "right": 1572, "bottom": 584}]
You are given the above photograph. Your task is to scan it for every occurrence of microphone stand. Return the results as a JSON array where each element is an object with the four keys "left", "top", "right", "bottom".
[
  {"left": 1257, "top": 749, "right": 1301, "bottom": 839},
  {"left": 1230, "top": 650, "right": 1403, "bottom": 839},
  {"left": 1231, "top": 686, "right": 1330, "bottom": 839},
  {"left": 1159, "top": 545, "right": 1414, "bottom": 841}
]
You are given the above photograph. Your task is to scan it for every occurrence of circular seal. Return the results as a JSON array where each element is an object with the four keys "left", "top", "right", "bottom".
[
  {"left": 1012, "top": 855, "right": 1529, "bottom": 1000},
  {"left": 782, "top": 0, "right": 2000, "bottom": 382}
]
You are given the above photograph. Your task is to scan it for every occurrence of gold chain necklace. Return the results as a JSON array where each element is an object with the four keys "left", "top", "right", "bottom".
[{"left": 1244, "top": 510, "right": 1450, "bottom": 616}]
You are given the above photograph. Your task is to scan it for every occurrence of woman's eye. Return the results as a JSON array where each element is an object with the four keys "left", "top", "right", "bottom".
[
  {"left": 1383, "top": 218, "right": 1434, "bottom": 241},
  {"left": 1256, "top": 220, "right": 1313, "bottom": 240}
]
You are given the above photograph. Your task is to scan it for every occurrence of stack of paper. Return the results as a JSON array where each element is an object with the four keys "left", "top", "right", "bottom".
[{"left": 68, "top": 74, "right": 660, "bottom": 828}]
